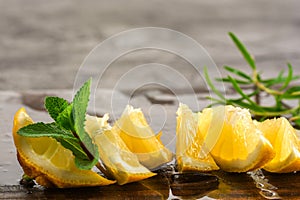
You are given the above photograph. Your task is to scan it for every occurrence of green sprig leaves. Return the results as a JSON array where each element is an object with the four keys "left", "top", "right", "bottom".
[
  {"left": 45, "top": 97, "right": 69, "bottom": 121},
  {"left": 206, "top": 32, "right": 300, "bottom": 127},
  {"left": 229, "top": 32, "right": 256, "bottom": 70},
  {"left": 72, "top": 79, "right": 99, "bottom": 169},
  {"left": 17, "top": 79, "right": 98, "bottom": 170}
]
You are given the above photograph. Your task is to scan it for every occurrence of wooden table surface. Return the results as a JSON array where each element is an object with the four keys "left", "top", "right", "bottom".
[{"left": 1, "top": 171, "right": 300, "bottom": 199}]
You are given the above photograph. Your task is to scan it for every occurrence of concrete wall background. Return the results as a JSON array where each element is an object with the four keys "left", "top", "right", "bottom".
[{"left": 0, "top": 0, "right": 300, "bottom": 90}]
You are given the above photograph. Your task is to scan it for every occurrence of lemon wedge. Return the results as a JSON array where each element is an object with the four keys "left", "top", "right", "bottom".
[
  {"left": 198, "top": 105, "right": 274, "bottom": 172},
  {"left": 12, "top": 108, "right": 115, "bottom": 188},
  {"left": 85, "top": 115, "right": 156, "bottom": 185},
  {"left": 113, "top": 105, "right": 173, "bottom": 169},
  {"left": 176, "top": 103, "right": 219, "bottom": 172},
  {"left": 256, "top": 117, "right": 300, "bottom": 173}
]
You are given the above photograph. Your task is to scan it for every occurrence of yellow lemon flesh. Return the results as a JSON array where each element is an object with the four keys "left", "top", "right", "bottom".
[
  {"left": 85, "top": 115, "right": 156, "bottom": 185},
  {"left": 198, "top": 105, "right": 274, "bottom": 172},
  {"left": 12, "top": 108, "right": 115, "bottom": 188},
  {"left": 256, "top": 117, "right": 300, "bottom": 173},
  {"left": 113, "top": 105, "right": 173, "bottom": 169},
  {"left": 176, "top": 103, "right": 219, "bottom": 172}
]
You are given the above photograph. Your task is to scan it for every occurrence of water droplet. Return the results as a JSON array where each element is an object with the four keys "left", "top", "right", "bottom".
[
  {"left": 260, "top": 189, "right": 281, "bottom": 199},
  {"left": 248, "top": 169, "right": 281, "bottom": 199},
  {"left": 27, "top": 190, "right": 33, "bottom": 194},
  {"left": 256, "top": 182, "right": 264, "bottom": 188}
]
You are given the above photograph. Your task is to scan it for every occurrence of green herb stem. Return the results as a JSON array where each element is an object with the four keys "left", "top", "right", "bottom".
[
  {"left": 250, "top": 107, "right": 299, "bottom": 118},
  {"left": 205, "top": 32, "right": 300, "bottom": 126},
  {"left": 96, "top": 162, "right": 113, "bottom": 180},
  {"left": 252, "top": 70, "right": 283, "bottom": 96}
]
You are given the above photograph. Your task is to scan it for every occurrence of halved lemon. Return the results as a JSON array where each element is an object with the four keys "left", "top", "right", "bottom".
[
  {"left": 113, "top": 105, "right": 173, "bottom": 169},
  {"left": 85, "top": 115, "right": 156, "bottom": 185},
  {"left": 176, "top": 103, "right": 219, "bottom": 172},
  {"left": 12, "top": 108, "right": 115, "bottom": 188},
  {"left": 198, "top": 105, "right": 275, "bottom": 172},
  {"left": 256, "top": 117, "right": 300, "bottom": 173}
]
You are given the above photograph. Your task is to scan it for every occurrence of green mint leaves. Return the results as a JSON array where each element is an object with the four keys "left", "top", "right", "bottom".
[
  {"left": 18, "top": 122, "right": 76, "bottom": 140},
  {"left": 17, "top": 79, "right": 99, "bottom": 170},
  {"left": 72, "top": 80, "right": 99, "bottom": 169},
  {"left": 45, "top": 97, "right": 69, "bottom": 121}
]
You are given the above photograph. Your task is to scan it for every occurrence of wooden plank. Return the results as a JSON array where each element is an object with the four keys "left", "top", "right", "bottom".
[{"left": 2, "top": 171, "right": 300, "bottom": 199}]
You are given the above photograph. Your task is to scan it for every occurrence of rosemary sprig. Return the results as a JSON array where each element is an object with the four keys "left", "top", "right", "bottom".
[{"left": 205, "top": 32, "right": 300, "bottom": 127}]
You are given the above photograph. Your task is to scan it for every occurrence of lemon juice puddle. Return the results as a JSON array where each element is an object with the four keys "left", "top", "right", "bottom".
[{"left": 248, "top": 169, "right": 281, "bottom": 199}]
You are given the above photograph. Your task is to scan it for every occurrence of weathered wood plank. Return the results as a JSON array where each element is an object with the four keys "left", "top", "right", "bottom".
[{"left": 2, "top": 171, "right": 300, "bottom": 199}]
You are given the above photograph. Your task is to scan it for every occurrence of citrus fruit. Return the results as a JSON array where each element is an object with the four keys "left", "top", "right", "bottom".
[
  {"left": 12, "top": 108, "right": 115, "bottom": 188},
  {"left": 256, "top": 117, "right": 300, "bottom": 173},
  {"left": 176, "top": 103, "right": 219, "bottom": 172},
  {"left": 113, "top": 105, "right": 173, "bottom": 169},
  {"left": 198, "top": 105, "right": 274, "bottom": 172},
  {"left": 85, "top": 115, "right": 156, "bottom": 185}
]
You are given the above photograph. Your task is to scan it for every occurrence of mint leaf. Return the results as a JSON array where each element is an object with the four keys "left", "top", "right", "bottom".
[
  {"left": 59, "top": 138, "right": 90, "bottom": 162},
  {"left": 75, "top": 157, "right": 98, "bottom": 170},
  {"left": 18, "top": 122, "right": 90, "bottom": 165},
  {"left": 72, "top": 79, "right": 99, "bottom": 169},
  {"left": 57, "top": 104, "right": 74, "bottom": 131},
  {"left": 18, "top": 122, "right": 76, "bottom": 140},
  {"left": 45, "top": 97, "right": 69, "bottom": 121}
]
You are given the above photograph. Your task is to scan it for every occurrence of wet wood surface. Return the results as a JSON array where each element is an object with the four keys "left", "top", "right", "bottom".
[{"left": 1, "top": 171, "right": 300, "bottom": 199}]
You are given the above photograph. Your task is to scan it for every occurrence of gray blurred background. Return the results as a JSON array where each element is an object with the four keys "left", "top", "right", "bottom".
[{"left": 1, "top": 0, "right": 300, "bottom": 91}]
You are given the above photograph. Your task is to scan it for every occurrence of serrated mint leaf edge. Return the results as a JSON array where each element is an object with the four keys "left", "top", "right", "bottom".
[
  {"left": 45, "top": 96, "right": 69, "bottom": 121},
  {"left": 72, "top": 79, "right": 99, "bottom": 169}
]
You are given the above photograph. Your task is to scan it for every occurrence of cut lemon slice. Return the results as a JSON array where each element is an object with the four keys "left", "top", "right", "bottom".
[
  {"left": 85, "top": 115, "right": 156, "bottom": 185},
  {"left": 113, "top": 105, "right": 173, "bottom": 169},
  {"left": 12, "top": 108, "right": 115, "bottom": 188},
  {"left": 198, "top": 105, "right": 274, "bottom": 172},
  {"left": 176, "top": 103, "right": 219, "bottom": 172},
  {"left": 256, "top": 117, "right": 300, "bottom": 173}
]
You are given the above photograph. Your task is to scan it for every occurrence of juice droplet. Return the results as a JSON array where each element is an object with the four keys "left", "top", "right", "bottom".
[
  {"left": 260, "top": 189, "right": 282, "bottom": 200},
  {"left": 248, "top": 169, "right": 281, "bottom": 199}
]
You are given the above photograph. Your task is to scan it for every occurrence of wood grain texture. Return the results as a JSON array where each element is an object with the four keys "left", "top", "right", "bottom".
[{"left": 1, "top": 171, "right": 300, "bottom": 199}]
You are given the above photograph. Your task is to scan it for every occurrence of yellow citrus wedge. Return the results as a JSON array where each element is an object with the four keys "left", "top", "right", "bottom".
[
  {"left": 256, "top": 117, "right": 300, "bottom": 173},
  {"left": 12, "top": 108, "right": 115, "bottom": 188},
  {"left": 176, "top": 103, "right": 219, "bottom": 172},
  {"left": 198, "top": 105, "right": 275, "bottom": 172},
  {"left": 85, "top": 115, "right": 156, "bottom": 185},
  {"left": 113, "top": 105, "right": 173, "bottom": 169}
]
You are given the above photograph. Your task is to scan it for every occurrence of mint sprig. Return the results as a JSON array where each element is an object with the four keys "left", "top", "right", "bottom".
[{"left": 17, "top": 79, "right": 99, "bottom": 170}]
